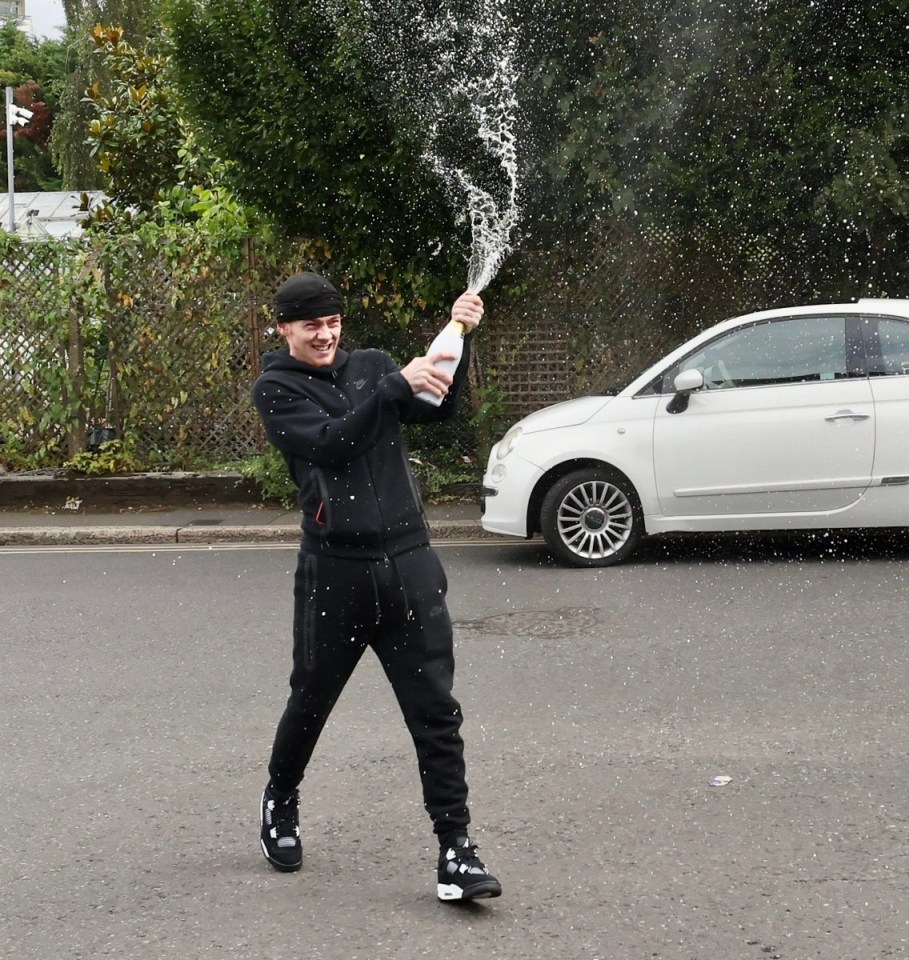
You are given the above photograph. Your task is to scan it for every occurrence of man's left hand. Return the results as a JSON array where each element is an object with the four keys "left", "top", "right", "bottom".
[{"left": 452, "top": 292, "right": 484, "bottom": 332}]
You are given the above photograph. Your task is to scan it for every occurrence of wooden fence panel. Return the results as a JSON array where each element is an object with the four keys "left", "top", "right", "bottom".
[{"left": 2, "top": 221, "right": 901, "bottom": 468}]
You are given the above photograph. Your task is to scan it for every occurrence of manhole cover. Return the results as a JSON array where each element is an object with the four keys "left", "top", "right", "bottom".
[{"left": 455, "top": 607, "right": 598, "bottom": 639}]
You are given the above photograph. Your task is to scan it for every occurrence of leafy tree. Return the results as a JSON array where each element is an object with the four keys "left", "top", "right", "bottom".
[
  {"left": 81, "top": 24, "right": 257, "bottom": 243},
  {"left": 164, "top": 0, "right": 466, "bottom": 322},
  {"left": 83, "top": 24, "right": 183, "bottom": 211},
  {"left": 538, "top": 0, "right": 909, "bottom": 294},
  {"left": 0, "top": 22, "right": 65, "bottom": 191},
  {"left": 51, "top": 0, "right": 163, "bottom": 190},
  {"left": 69, "top": 0, "right": 909, "bottom": 304},
  {"left": 50, "top": 26, "right": 105, "bottom": 190}
]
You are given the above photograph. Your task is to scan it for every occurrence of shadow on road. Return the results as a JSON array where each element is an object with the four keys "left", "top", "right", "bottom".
[
  {"left": 640, "top": 528, "right": 909, "bottom": 565},
  {"left": 482, "top": 529, "right": 909, "bottom": 568}
]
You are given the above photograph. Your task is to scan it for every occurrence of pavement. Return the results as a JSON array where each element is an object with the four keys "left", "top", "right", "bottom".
[{"left": 0, "top": 473, "right": 494, "bottom": 545}]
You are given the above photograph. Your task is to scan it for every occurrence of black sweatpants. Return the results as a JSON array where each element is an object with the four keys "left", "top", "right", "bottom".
[{"left": 267, "top": 544, "right": 470, "bottom": 835}]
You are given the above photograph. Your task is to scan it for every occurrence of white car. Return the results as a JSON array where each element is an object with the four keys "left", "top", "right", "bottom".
[{"left": 481, "top": 299, "right": 909, "bottom": 566}]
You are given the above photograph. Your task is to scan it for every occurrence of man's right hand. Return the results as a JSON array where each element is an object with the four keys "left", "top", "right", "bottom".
[{"left": 400, "top": 353, "right": 457, "bottom": 401}]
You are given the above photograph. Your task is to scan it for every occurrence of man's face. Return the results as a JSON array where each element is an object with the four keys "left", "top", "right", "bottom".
[{"left": 278, "top": 314, "right": 342, "bottom": 367}]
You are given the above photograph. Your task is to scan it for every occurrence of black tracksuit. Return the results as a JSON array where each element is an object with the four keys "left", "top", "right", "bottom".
[{"left": 252, "top": 337, "right": 473, "bottom": 835}]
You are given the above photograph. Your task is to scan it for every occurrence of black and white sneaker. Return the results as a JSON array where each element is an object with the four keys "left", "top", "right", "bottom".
[
  {"left": 437, "top": 836, "right": 502, "bottom": 901},
  {"left": 259, "top": 785, "right": 302, "bottom": 872}
]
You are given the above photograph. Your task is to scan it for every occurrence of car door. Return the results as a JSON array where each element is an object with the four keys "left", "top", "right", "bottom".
[
  {"left": 652, "top": 314, "right": 874, "bottom": 518},
  {"left": 863, "top": 315, "right": 909, "bottom": 483}
]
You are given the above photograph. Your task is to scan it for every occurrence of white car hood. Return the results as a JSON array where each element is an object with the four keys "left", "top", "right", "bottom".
[{"left": 517, "top": 395, "right": 613, "bottom": 433}]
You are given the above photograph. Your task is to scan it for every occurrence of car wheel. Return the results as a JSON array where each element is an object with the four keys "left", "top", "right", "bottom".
[{"left": 540, "top": 468, "right": 643, "bottom": 567}]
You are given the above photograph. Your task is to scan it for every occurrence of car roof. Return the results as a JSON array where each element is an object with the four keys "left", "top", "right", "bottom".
[
  {"left": 856, "top": 297, "right": 909, "bottom": 315},
  {"left": 725, "top": 299, "right": 909, "bottom": 328}
]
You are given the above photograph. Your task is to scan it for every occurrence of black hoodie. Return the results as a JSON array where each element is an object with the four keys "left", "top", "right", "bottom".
[{"left": 252, "top": 341, "right": 471, "bottom": 558}]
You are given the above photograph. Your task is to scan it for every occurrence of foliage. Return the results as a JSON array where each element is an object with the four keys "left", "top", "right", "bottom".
[
  {"left": 43, "top": 0, "right": 909, "bottom": 298},
  {"left": 63, "top": 437, "right": 139, "bottom": 474},
  {"left": 237, "top": 447, "right": 296, "bottom": 508},
  {"left": 470, "top": 377, "right": 509, "bottom": 452},
  {"left": 161, "top": 0, "right": 909, "bottom": 316},
  {"left": 62, "top": 0, "right": 160, "bottom": 28},
  {"left": 83, "top": 24, "right": 184, "bottom": 212},
  {"left": 536, "top": 0, "right": 909, "bottom": 295},
  {"left": 0, "top": 236, "right": 86, "bottom": 467},
  {"left": 164, "top": 0, "right": 467, "bottom": 327},
  {"left": 0, "top": 227, "right": 260, "bottom": 471},
  {"left": 0, "top": 225, "right": 496, "bottom": 492},
  {"left": 78, "top": 24, "right": 262, "bottom": 244},
  {"left": 50, "top": 29, "right": 105, "bottom": 190},
  {"left": 0, "top": 22, "right": 66, "bottom": 191},
  {"left": 52, "top": 0, "right": 164, "bottom": 190},
  {"left": 407, "top": 449, "right": 481, "bottom": 503}
]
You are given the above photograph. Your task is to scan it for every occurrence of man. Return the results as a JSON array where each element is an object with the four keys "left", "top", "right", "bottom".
[{"left": 251, "top": 270, "right": 501, "bottom": 902}]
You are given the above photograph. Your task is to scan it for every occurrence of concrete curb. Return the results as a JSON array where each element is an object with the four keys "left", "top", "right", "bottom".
[
  {"left": 0, "top": 526, "right": 180, "bottom": 545},
  {"left": 0, "top": 472, "right": 503, "bottom": 546},
  {"left": 0, "top": 520, "right": 499, "bottom": 547},
  {"left": 0, "top": 525, "right": 299, "bottom": 546}
]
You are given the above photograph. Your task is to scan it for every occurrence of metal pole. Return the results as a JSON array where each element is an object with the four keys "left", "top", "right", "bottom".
[{"left": 6, "top": 86, "right": 15, "bottom": 233}]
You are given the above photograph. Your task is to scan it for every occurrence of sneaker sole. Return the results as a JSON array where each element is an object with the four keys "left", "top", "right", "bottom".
[
  {"left": 259, "top": 838, "right": 302, "bottom": 873},
  {"left": 437, "top": 879, "right": 503, "bottom": 901}
]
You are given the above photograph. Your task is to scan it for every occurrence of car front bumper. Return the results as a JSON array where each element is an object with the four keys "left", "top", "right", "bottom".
[{"left": 480, "top": 454, "right": 543, "bottom": 538}]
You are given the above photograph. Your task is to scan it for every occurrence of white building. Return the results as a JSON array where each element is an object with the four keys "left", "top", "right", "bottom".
[
  {"left": 0, "top": 0, "right": 33, "bottom": 36},
  {"left": 0, "top": 191, "right": 107, "bottom": 239}
]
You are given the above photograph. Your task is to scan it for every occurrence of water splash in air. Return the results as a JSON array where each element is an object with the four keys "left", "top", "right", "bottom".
[
  {"left": 420, "top": 3, "right": 521, "bottom": 293},
  {"left": 320, "top": 0, "right": 522, "bottom": 293}
]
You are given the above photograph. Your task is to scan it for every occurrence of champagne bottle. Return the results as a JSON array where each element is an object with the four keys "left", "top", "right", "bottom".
[{"left": 415, "top": 319, "right": 465, "bottom": 406}]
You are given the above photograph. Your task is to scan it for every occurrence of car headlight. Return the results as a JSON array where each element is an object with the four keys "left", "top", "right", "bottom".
[{"left": 496, "top": 426, "right": 522, "bottom": 460}]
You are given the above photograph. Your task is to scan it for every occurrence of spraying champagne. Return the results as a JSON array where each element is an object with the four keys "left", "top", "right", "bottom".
[{"left": 317, "top": 0, "right": 520, "bottom": 406}]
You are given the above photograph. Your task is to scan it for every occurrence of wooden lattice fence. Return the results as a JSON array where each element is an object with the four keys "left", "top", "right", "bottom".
[
  {"left": 0, "top": 242, "right": 82, "bottom": 462},
  {"left": 479, "top": 219, "right": 898, "bottom": 423},
  {"left": 0, "top": 236, "right": 311, "bottom": 467},
  {"left": 1, "top": 220, "right": 899, "bottom": 470}
]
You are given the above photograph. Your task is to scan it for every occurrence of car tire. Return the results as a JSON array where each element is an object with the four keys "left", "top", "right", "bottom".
[{"left": 540, "top": 468, "right": 643, "bottom": 567}]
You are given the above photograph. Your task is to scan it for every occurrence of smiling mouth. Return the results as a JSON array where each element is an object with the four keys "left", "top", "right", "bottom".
[{"left": 310, "top": 342, "right": 336, "bottom": 361}]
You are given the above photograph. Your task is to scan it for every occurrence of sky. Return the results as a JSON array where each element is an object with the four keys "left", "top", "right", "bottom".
[{"left": 27, "top": 0, "right": 65, "bottom": 39}]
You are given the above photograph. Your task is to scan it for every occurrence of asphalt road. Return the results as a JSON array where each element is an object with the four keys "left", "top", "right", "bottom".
[{"left": 2, "top": 533, "right": 909, "bottom": 959}]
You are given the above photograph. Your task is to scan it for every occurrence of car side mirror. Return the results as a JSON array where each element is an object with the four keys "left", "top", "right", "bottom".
[{"left": 666, "top": 369, "right": 705, "bottom": 414}]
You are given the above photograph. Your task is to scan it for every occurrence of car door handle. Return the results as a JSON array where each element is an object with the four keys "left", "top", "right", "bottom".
[{"left": 825, "top": 410, "right": 870, "bottom": 422}]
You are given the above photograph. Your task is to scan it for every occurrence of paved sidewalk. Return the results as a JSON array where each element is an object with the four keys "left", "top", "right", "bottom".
[{"left": 0, "top": 500, "right": 493, "bottom": 546}]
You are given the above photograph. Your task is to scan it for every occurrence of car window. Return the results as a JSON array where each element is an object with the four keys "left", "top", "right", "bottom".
[
  {"left": 663, "top": 316, "right": 852, "bottom": 391},
  {"left": 870, "top": 318, "right": 909, "bottom": 375}
]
